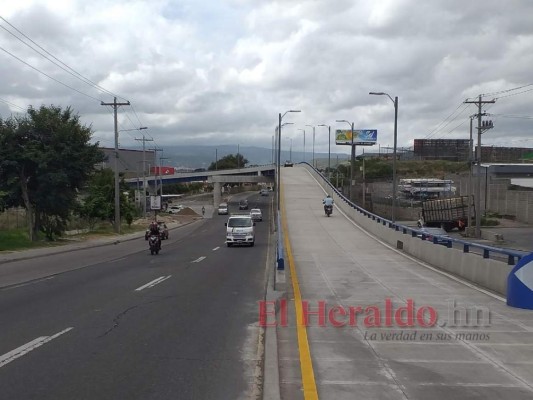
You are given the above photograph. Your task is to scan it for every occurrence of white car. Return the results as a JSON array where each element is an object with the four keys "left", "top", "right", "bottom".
[
  {"left": 167, "top": 205, "right": 183, "bottom": 214},
  {"left": 218, "top": 203, "right": 228, "bottom": 215},
  {"left": 250, "top": 208, "right": 262, "bottom": 222}
]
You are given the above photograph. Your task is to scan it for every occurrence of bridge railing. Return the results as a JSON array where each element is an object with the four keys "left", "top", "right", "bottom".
[{"left": 300, "top": 162, "right": 526, "bottom": 266}]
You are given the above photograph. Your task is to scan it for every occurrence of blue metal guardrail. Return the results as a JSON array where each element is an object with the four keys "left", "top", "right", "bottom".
[
  {"left": 300, "top": 162, "right": 527, "bottom": 266},
  {"left": 276, "top": 212, "right": 285, "bottom": 270}
]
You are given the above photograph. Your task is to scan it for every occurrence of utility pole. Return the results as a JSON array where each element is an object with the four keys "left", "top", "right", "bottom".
[
  {"left": 101, "top": 97, "right": 130, "bottom": 234},
  {"left": 467, "top": 116, "right": 474, "bottom": 237},
  {"left": 151, "top": 147, "right": 163, "bottom": 195},
  {"left": 336, "top": 155, "right": 339, "bottom": 188},
  {"left": 464, "top": 95, "right": 495, "bottom": 238},
  {"left": 271, "top": 136, "right": 274, "bottom": 164},
  {"left": 150, "top": 148, "right": 163, "bottom": 220},
  {"left": 362, "top": 148, "right": 366, "bottom": 209},
  {"left": 135, "top": 135, "right": 154, "bottom": 218},
  {"left": 160, "top": 156, "right": 169, "bottom": 198}
]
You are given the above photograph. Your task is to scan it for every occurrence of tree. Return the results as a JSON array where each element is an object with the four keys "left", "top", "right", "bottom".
[
  {"left": 208, "top": 153, "right": 248, "bottom": 171},
  {"left": 78, "top": 169, "right": 135, "bottom": 229},
  {"left": 0, "top": 105, "right": 103, "bottom": 241}
]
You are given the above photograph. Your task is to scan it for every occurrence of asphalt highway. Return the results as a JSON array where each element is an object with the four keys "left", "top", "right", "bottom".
[{"left": 0, "top": 192, "right": 272, "bottom": 400}]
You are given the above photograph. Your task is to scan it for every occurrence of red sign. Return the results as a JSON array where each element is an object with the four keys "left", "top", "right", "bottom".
[{"left": 150, "top": 166, "right": 175, "bottom": 175}]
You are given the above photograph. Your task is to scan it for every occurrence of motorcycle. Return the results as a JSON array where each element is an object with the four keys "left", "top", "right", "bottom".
[
  {"left": 148, "top": 235, "right": 160, "bottom": 255},
  {"left": 324, "top": 204, "right": 333, "bottom": 217}
]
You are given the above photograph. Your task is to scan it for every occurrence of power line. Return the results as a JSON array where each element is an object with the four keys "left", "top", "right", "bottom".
[
  {"left": 0, "top": 97, "right": 25, "bottom": 111},
  {"left": 494, "top": 87, "right": 533, "bottom": 100},
  {"left": 0, "top": 45, "right": 102, "bottom": 102},
  {"left": 481, "top": 83, "right": 533, "bottom": 97},
  {"left": 489, "top": 113, "right": 533, "bottom": 120},
  {"left": 0, "top": 15, "right": 124, "bottom": 101},
  {"left": 424, "top": 102, "right": 473, "bottom": 139}
]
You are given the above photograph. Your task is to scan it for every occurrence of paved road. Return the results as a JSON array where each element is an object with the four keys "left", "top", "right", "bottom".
[
  {"left": 0, "top": 192, "right": 272, "bottom": 400},
  {"left": 279, "top": 166, "right": 533, "bottom": 400}
]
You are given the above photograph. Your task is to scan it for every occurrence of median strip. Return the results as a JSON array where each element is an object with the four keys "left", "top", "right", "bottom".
[
  {"left": 280, "top": 184, "right": 319, "bottom": 400},
  {"left": 0, "top": 327, "right": 73, "bottom": 368},
  {"left": 135, "top": 276, "right": 172, "bottom": 291}
]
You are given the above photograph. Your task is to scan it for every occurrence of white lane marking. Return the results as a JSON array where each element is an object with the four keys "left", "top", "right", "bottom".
[
  {"left": 135, "top": 276, "right": 172, "bottom": 291},
  {"left": 0, "top": 327, "right": 73, "bottom": 368},
  {"left": 212, "top": 247, "right": 220, "bottom": 251},
  {"left": 192, "top": 256, "right": 206, "bottom": 263}
]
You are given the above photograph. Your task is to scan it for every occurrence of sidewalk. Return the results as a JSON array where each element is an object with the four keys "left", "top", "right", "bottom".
[{"left": 279, "top": 166, "right": 533, "bottom": 400}]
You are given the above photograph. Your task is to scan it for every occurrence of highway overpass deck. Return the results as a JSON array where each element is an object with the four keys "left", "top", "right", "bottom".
[{"left": 278, "top": 165, "right": 533, "bottom": 400}]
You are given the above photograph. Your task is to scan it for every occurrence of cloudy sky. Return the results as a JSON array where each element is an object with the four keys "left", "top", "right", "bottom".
[{"left": 1, "top": 0, "right": 533, "bottom": 156}]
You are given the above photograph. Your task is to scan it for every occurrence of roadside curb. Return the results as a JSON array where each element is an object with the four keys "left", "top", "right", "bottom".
[
  {"left": 0, "top": 220, "right": 199, "bottom": 266},
  {"left": 263, "top": 283, "right": 283, "bottom": 400}
]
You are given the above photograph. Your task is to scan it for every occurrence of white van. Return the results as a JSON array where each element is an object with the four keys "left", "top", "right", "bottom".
[
  {"left": 218, "top": 203, "right": 228, "bottom": 215},
  {"left": 225, "top": 215, "right": 255, "bottom": 247}
]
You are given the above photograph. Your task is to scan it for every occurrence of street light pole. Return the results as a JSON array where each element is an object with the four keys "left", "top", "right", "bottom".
[
  {"left": 278, "top": 110, "right": 301, "bottom": 211},
  {"left": 369, "top": 92, "right": 398, "bottom": 222},
  {"left": 286, "top": 137, "right": 292, "bottom": 162},
  {"left": 298, "top": 128, "right": 306, "bottom": 163},
  {"left": 318, "top": 124, "right": 331, "bottom": 180},
  {"left": 305, "top": 125, "right": 316, "bottom": 168},
  {"left": 335, "top": 120, "right": 355, "bottom": 200},
  {"left": 131, "top": 127, "right": 149, "bottom": 218}
]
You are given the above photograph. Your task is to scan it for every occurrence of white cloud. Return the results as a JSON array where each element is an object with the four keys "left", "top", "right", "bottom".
[{"left": 1, "top": 0, "right": 533, "bottom": 156}]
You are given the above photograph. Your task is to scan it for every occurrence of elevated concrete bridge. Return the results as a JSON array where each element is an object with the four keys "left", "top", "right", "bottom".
[{"left": 125, "top": 164, "right": 275, "bottom": 206}]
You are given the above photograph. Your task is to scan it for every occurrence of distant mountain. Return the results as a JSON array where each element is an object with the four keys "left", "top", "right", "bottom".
[{"left": 158, "top": 145, "right": 349, "bottom": 169}]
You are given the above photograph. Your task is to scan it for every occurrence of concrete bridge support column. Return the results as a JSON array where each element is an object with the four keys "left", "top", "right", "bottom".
[{"left": 213, "top": 182, "right": 221, "bottom": 208}]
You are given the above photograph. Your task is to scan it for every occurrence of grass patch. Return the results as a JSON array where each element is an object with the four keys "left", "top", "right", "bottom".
[
  {"left": 0, "top": 229, "right": 63, "bottom": 251},
  {"left": 0, "top": 230, "right": 33, "bottom": 251},
  {"left": 481, "top": 218, "right": 500, "bottom": 226},
  {"left": 1, "top": 223, "right": 146, "bottom": 252}
]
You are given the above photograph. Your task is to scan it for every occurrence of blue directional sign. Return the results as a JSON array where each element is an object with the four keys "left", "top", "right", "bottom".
[{"left": 507, "top": 252, "right": 533, "bottom": 309}]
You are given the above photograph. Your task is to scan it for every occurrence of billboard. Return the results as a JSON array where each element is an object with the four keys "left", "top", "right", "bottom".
[
  {"left": 335, "top": 129, "right": 377, "bottom": 145},
  {"left": 150, "top": 195, "right": 161, "bottom": 210}
]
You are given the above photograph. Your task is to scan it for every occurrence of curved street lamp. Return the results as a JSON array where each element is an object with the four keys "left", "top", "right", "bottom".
[
  {"left": 297, "top": 128, "right": 306, "bottom": 163},
  {"left": 305, "top": 124, "right": 316, "bottom": 168},
  {"left": 278, "top": 110, "right": 301, "bottom": 211},
  {"left": 285, "top": 137, "right": 293, "bottom": 162},
  {"left": 336, "top": 119, "right": 355, "bottom": 200},
  {"left": 369, "top": 91, "right": 398, "bottom": 222},
  {"left": 318, "top": 124, "right": 331, "bottom": 180}
]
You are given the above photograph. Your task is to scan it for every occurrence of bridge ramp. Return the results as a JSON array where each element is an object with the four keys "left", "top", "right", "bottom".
[{"left": 278, "top": 166, "right": 533, "bottom": 400}]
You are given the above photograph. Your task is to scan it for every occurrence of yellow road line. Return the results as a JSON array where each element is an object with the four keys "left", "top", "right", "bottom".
[{"left": 280, "top": 183, "right": 319, "bottom": 400}]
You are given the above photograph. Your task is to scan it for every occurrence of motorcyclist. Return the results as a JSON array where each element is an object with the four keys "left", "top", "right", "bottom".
[
  {"left": 148, "top": 221, "right": 161, "bottom": 249},
  {"left": 323, "top": 194, "right": 334, "bottom": 214}
]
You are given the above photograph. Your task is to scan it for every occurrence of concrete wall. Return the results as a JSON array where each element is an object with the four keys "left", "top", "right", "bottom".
[
  {"left": 455, "top": 175, "right": 533, "bottom": 224},
  {"left": 305, "top": 165, "right": 513, "bottom": 296}
]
